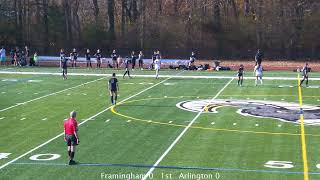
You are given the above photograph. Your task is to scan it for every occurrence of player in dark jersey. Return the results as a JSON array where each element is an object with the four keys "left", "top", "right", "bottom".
[
  {"left": 150, "top": 50, "right": 157, "bottom": 70},
  {"left": 237, "top": 64, "right": 244, "bottom": 86},
  {"left": 71, "top": 48, "right": 78, "bottom": 68},
  {"left": 123, "top": 56, "right": 132, "bottom": 79},
  {"left": 61, "top": 53, "right": 69, "bottom": 80},
  {"left": 95, "top": 49, "right": 102, "bottom": 69},
  {"left": 108, "top": 73, "right": 119, "bottom": 105},
  {"left": 111, "top": 50, "right": 118, "bottom": 69},
  {"left": 300, "top": 63, "right": 309, "bottom": 87},
  {"left": 138, "top": 51, "right": 144, "bottom": 70},
  {"left": 131, "top": 51, "right": 137, "bottom": 70},
  {"left": 85, "top": 49, "right": 92, "bottom": 68},
  {"left": 60, "top": 49, "right": 65, "bottom": 69},
  {"left": 255, "top": 49, "right": 263, "bottom": 66}
]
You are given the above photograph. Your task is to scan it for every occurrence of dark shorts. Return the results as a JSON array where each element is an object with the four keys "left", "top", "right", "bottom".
[
  {"left": 237, "top": 73, "right": 243, "bottom": 77},
  {"left": 62, "top": 68, "right": 67, "bottom": 74},
  {"left": 110, "top": 88, "right": 117, "bottom": 93},
  {"left": 66, "top": 134, "right": 77, "bottom": 146}
]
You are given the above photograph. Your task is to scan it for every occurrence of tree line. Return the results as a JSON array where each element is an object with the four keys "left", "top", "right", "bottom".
[{"left": 0, "top": 0, "right": 319, "bottom": 59}]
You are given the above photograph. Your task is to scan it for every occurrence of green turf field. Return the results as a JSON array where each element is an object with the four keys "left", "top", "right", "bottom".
[{"left": 0, "top": 66, "right": 320, "bottom": 180}]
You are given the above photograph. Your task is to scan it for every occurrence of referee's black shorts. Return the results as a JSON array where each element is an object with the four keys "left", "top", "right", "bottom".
[{"left": 65, "top": 134, "right": 77, "bottom": 146}]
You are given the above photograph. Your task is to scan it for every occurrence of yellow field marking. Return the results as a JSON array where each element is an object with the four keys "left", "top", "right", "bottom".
[
  {"left": 297, "top": 74, "right": 309, "bottom": 180},
  {"left": 110, "top": 97, "right": 320, "bottom": 138}
]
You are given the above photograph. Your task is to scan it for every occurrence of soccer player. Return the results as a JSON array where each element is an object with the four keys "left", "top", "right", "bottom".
[
  {"left": 64, "top": 111, "right": 79, "bottom": 165},
  {"left": 25, "top": 46, "right": 30, "bottom": 66},
  {"left": 237, "top": 64, "right": 244, "bottom": 86},
  {"left": 111, "top": 49, "right": 118, "bottom": 69},
  {"left": 61, "top": 53, "right": 69, "bottom": 80},
  {"left": 123, "top": 56, "right": 132, "bottom": 79},
  {"left": 138, "top": 51, "right": 144, "bottom": 70},
  {"left": 59, "top": 49, "right": 65, "bottom": 69},
  {"left": 255, "top": 49, "right": 263, "bottom": 66},
  {"left": 131, "top": 51, "right": 137, "bottom": 70},
  {"left": 254, "top": 64, "right": 263, "bottom": 86},
  {"left": 300, "top": 63, "right": 309, "bottom": 87},
  {"left": 85, "top": 49, "right": 92, "bottom": 68},
  {"left": 150, "top": 50, "right": 157, "bottom": 70},
  {"left": 117, "top": 55, "right": 123, "bottom": 68},
  {"left": 33, "top": 52, "right": 38, "bottom": 66},
  {"left": 154, "top": 56, "right": 161, "bottom": 79},
  {"left": 71, "top": 48, "right": 78, "bottom": 68},
  {"left": 0, "top": 46, "right": 6, "bottom": 66},
  {"left": 188, "top": 51, "right": 196, "bottom": 70},
  {"left": 95, "top": 49, "right": 102, "bottom": 69},
  {"left": 108, "top": 73, "right": 119, "bottom": 105}
]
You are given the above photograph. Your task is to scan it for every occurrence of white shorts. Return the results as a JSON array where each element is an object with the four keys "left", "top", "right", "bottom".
[{"left": 155, "top": 65, "right": 160, "bottom": 70}]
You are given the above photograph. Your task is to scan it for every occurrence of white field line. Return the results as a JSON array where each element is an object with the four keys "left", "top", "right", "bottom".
[
  {"left": 1, "top": 71, "right": 320, "bottom": 80},
  {"left": 141, "top": 78, "right": 234, "bottom": 180},
  {"left": 0, "top": 75, "right": 174, "bottom": 170},
  {"left": 0, "top": 77, "right": 104, "bottom": 112}
]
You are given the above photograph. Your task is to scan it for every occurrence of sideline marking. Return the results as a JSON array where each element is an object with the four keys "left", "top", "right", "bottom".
[
  {"left": 0, "top": 74, "right": 177, "bottom": 170},
  {"left": 141, "top": 78, "right": 234, "bottom": 180},
  {"left": 11, "top": 162, "right": 320, "bottom": 175},
  {"left": 0, "top": 77, "right": 105, "bottom": 112},
  {"left": 297, "top": 74, "right": 309, "bottom": 180},
  {"left": 2, "top": 70, "right": 320, "bottom": 80}
]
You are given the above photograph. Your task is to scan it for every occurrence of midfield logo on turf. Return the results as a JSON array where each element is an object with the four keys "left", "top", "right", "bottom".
[{"left": 176, "top": 99, "right": 320, "bottom": 125}]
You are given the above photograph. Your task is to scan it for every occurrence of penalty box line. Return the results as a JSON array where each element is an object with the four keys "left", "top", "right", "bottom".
[
  {"left": 141, "top": 78, "right": 234, "bottom": 180},
  {"left": 1, "top": 71, "right": 320, "bottom": 80},
  {"left": 0, "top": 74, "right": 178, "bottom": 171}
]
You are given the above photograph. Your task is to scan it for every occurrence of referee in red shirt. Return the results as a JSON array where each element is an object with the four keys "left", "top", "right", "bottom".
[{"left": 64, "top": 111, "right": 79, "bottom": 165}]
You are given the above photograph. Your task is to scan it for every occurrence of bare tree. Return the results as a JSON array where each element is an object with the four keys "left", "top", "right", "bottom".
[
  {"left": 92, "top": 0, "right": 99, "bottom": 25},
  {"left": 107, "top": 0, "right": 115, "bottom": 39}
]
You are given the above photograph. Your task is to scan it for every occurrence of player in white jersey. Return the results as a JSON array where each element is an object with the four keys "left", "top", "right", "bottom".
[
  {"left": 254, "top": 65, "right": 263, "bottom": 86},
  {"left": 154, "top": 57, "right": 161, "bottom": 79}
]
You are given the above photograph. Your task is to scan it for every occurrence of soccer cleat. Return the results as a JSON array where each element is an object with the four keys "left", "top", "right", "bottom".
[{"left": 69, "top": 160, "right": 76, "bottom": 165}]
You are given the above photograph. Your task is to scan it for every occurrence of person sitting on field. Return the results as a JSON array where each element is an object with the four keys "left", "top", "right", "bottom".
[{"left": 64, "top": 111, "right": 79, "bottom": 165}]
